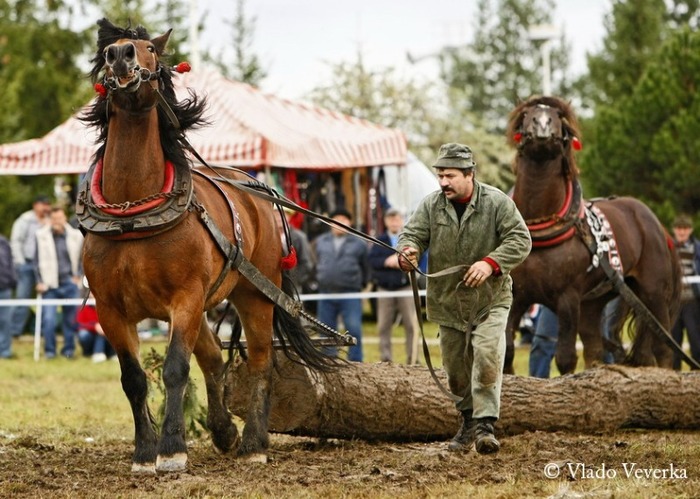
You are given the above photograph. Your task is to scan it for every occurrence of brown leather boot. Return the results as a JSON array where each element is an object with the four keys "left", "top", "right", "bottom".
[
  {"left": 447, "top": 410, "right": 475, "bottom": 452},
  {"left": 474, "top": 417, "right": 500, "bottom": 454}
]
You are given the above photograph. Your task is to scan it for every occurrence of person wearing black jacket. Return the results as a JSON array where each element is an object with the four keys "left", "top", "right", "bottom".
[
  {"left": 369, "top": 208, "right": 419, "bottom": 364},
  {"left": 0, "top": 235, "right": 17, "bottom": 359}
]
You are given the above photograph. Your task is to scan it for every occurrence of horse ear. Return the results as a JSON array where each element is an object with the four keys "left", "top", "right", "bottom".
[{"left": 151, "top": 29, "right": 172, "bottom": 56}]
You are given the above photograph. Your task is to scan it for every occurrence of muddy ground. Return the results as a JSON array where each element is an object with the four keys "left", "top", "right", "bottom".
[{"left": 2, "top": 429, "right": 699, "bottom": 498}]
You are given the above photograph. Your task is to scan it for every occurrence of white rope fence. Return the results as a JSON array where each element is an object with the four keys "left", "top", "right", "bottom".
[
  {"left": 4, "top": 276, "right": 700, "bottom": 362},
  {"left": 0, "top": 288, "right": 427, "bottom": 362}
]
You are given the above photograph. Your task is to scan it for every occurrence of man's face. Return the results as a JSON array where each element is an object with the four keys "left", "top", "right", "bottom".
[
  {"left": 384, "top": 213, "right": 403, "bottom": 234},
  {"left": 34, "top": 202, "right": 50, "bottom": 219},
  {"left": 436, "top": 168, "right": 474, "bottom": 200},
  {"left": 50, "top": 209, "right": 67, "bottom": 233},
  {"left": 673, "top": 225, "right": 693, "bottom": 244},
  {"left": 331, "top": 214, "right": 351, "bottom": 236}
]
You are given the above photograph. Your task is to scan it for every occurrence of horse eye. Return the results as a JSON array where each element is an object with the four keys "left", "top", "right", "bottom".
[{"left": 148, "top": 45, "right": 155, "bottom": 53}]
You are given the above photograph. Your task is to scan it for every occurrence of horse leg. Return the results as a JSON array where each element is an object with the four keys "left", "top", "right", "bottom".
[
  {"left": 99, "top": 308, "right": 158, "bottom": 474},
  {"left": 628, "top": 285, "right": 673, "bottom": 367},
  {"left": 578, "top": 302, "right": 605, "bottom": 368},
  {"left": 156, "top": 304, "right": 203, "bottom": 472},
  {"left": 504, "top": 300, "right": 529, "bottom": 375},
  {"left": 192, "top": 314, "right": 239, "bottom": 453},
  {"left": 233, "top": 294, "right": 274, "bottom": 463},
  {"left": 554, "top": 294, "right": 580, "bottom": 374}
]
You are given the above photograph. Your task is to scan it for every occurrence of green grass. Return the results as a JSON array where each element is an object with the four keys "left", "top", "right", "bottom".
[{"left": 0, "top": 321, "right": 547, "bottom": 443}]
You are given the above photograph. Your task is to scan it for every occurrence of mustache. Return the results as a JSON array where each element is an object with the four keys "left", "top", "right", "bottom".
[{"left": 441, "top": 187, "right": 453, "bottom": 193}]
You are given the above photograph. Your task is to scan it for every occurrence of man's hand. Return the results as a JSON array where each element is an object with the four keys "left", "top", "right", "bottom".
[
  {"left": 397, "top": 247, "right": 419, "bottom": 272},
  {"left": 36, "top": 283, "right": 48, "bottom": 294},
  {"left": 463, "top": 261, "right": 493, "bottom": 288}
]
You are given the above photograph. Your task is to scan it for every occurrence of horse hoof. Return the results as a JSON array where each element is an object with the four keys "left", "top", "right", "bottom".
[
  {"left": 156, "top": 453, "right": 188, "bottom": 472},
  {"left": 241, "top": 452, "right": 268, "bottom": 464},
  {"left": 131, "top": 462, "right": 156, "bottom": 475}
]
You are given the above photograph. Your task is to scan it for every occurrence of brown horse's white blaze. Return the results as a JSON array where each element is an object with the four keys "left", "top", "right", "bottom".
[
  {"left": 80, "top": 18, "right": 337, "bottom": 474},
  {"left": 504, "top": 96, "right": 680, "bottom": 375}
]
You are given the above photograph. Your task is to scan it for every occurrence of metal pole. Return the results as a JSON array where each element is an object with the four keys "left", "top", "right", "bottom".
[
  {"left": 33, "top": 294, "right": 42, "bottom": 362},
  {"left": 541, "top": 39, "right": 552, "bottom": 96}
]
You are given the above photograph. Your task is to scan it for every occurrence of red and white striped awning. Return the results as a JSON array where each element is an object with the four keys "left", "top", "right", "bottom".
[{"left": 0, "top": 68, "right": 407, "bottom": 175}]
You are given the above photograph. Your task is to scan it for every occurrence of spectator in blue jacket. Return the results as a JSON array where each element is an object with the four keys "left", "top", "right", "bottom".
[
  {"left": 368, "top": 208, "right": 419, "bottom": 364},
  {"left": 313, "top": 208, "right": 368, "bottom": 362}
]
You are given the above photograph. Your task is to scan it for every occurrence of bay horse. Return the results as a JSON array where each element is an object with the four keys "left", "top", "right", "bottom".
[
  {"left": 78, "top": 19, "right": 338, "bottom": 473},
  {"left": 503, "top": 96, "right": 681, "bottom": 375}
]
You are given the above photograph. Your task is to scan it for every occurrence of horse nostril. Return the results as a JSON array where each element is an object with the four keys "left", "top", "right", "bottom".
[
  {"left": 123, "top": 43, "right": 136, "bottom": 62},
  {"left": 105, "top": 46, "right": 117, "bottom": 66}
]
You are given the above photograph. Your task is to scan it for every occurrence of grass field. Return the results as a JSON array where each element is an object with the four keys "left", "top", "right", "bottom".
[
  {"left": 0, "top": 320, "right": 540, "bottom": 442},
  {"left": 1, "top": 324, "right": 699, "bottom": 498}
]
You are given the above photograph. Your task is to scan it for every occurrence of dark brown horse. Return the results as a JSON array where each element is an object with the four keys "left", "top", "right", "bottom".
[
  {"left": 503, "top": 96, "right": 681, "bottom": 375},
  {"left": 79, "top": 19, "right": 338, "bottom": 473}
]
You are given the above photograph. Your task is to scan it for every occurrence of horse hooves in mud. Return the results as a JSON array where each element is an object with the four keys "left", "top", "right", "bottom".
[
  {"left": 131, "top": 462, "right": 157, "bottom": 475},
  {"left": 156, "top": 453, "right": 189, "bottom": 473},
  {"left": 238, "top": 452, "right": 268, "bottom": 464}
]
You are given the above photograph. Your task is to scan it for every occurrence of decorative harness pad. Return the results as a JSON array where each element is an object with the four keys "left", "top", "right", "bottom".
[
  {"left": 76, "top": 160, "right": 193, "bottom": 239},
  {"left": 584, "top": 202, "right": 623, "bottom": 275}
]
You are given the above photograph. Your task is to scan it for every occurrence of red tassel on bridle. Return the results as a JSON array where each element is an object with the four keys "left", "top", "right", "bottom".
[
  {"left": 513, "top": 132, "right": 523, "bottom": 144},
  {"left": 281, "top": 246, "right": 297, "bottom": 270},
  {"left": 572, "top": 136, "right": 582, "bottom": 151},
  {"left": 94, "top": 83, "right": 107, "bottom": 99},
  {"left": 174, "top": 62, "right": 191, "bottom": 73}
]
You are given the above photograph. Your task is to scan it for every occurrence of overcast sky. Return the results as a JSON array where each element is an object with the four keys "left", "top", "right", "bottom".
[{"left": 196, "top": 0, "right": 611, "bottom": 99}]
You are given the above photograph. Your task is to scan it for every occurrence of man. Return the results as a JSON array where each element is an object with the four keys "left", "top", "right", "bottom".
[
  {"left": 397, "top": 143, "right": 531, "bottom": 454},
  {"left": 35, "top": 206, "right": 84, "bottom": 359},
  {"left": 313, "top": 208, "right": 368, "bottom": 362},
  {"left": 274, "top": 207, "right": 316, "bottom": 294},
  {"left": 9, "top": 195, "right": 51, "bottom": 336},
  {"left": 670, "top": 214, "right": 700, "bottom": 370},
  {"left": 0, "top": 234, "right": 17, "bottom": 359},
  {"left": 368, "top": 208, "right": 419, "bottom": 364}
]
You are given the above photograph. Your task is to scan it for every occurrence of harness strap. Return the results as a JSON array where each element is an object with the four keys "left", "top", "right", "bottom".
[{"left": 193, "top": 200, "right": 302, "bottom": 316}]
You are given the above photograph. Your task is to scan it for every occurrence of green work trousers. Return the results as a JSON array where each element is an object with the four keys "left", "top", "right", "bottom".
[{"left": 439, "top": 301, "right": 510, "bottom": 420}]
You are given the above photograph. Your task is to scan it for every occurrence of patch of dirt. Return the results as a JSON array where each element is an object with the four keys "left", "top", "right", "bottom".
[{"left": 1, "top": 430, "right": 699, "bottom": 498}]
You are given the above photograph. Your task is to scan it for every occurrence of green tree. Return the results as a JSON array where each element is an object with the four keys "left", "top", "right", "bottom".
[
  {"left": 585, "top": 0, "right": 668, "bottom": 108},
  {"left": 440, "top": 0, "right": 573, "bottom": 133},
  {"left": 208, "top": 0, "right": 267, "bottom": 86},
  {"left": 0, "top": 0, "right": 88, "bottom": 230},
  {"left": 582, "top": 27, "right": 700, "bottom": 224},
  {"left": 0, "top": 0, "right": 91, "bottom": 143}
]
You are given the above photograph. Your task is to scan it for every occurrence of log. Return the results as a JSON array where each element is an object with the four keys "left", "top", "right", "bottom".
[{"left": 224, "top": 358, "right": 700, "bottom": 442}]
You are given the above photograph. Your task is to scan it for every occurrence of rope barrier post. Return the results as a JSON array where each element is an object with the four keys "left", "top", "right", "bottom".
[{"left": 33, "top": 294, "right": 43, "bottom": 362}]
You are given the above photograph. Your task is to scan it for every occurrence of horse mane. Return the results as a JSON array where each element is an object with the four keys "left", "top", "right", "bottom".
[
  {"left": 506, "top": 95, "right": 581, "bottom": 179},
  {"left": 80, "top": 18, "right": 208, "bottom": 173}
]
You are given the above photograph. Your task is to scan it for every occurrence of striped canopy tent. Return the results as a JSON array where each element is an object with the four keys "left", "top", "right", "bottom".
[{"left": 0, "top": 68, "right": 407, "bottom": 175}]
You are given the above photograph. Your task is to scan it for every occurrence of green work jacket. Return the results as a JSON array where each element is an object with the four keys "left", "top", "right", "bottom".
[{"left": 398, "top": 181, "right": 531, "bottom": 330}]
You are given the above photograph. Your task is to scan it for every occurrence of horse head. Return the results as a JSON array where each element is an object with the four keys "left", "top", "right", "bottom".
[
  {"left": 506, "top": 96, "right": 582, "bottom": 178},
  {"left": 89, "top": 18, "right": 171, "bottom": 110}
]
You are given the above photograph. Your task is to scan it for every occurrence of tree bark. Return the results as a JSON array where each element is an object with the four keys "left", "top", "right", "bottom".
[{"left": 224, "top": 358, "right": 700, "bottom": 442}]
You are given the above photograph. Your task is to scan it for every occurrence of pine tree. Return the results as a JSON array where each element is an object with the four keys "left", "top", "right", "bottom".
[{"left": 440, "top": 0, "right": 572, "bottom": 133}]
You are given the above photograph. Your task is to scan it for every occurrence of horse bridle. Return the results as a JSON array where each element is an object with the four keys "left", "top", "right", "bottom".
[{"left": 102, "top": 64, "right": 162, "bottom": 92}]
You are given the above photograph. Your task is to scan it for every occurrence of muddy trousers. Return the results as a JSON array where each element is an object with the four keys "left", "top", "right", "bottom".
[{"left": 439, "top": 304, "right": 509, "bottom": 420}]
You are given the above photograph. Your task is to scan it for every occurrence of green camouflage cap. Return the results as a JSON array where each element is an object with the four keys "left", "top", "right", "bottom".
[
  {"left": 432, "top": 143, "right": 477, "bottom": 170},
  {"left": 673, "top": 214, "right": 693, "bottom": 228}
]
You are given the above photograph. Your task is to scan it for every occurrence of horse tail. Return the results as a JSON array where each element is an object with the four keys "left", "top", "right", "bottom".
[
  {"left": 625, "top": 228, "right": 682, "bottom": 365},
  {"left": 272, "top": 272, "right": 344, "bottom": 372}
]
